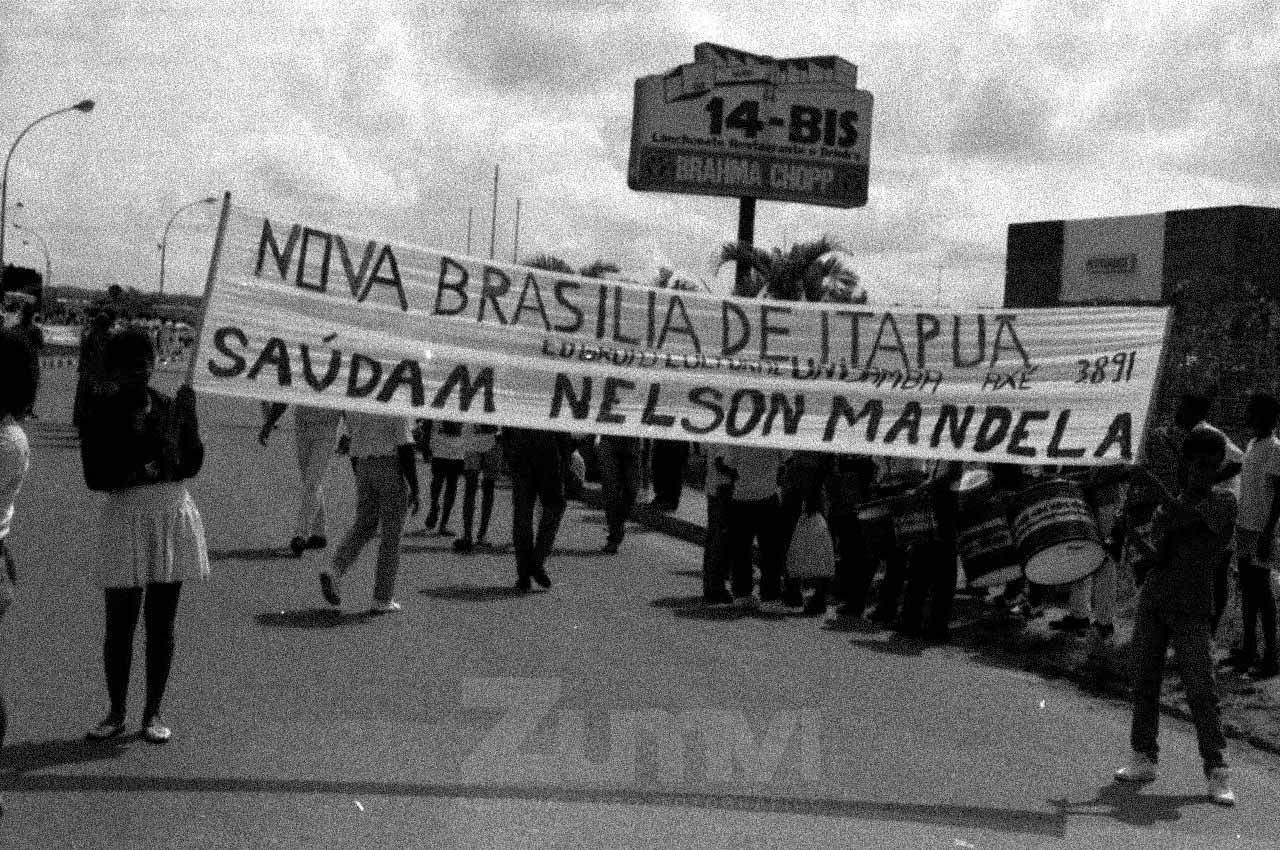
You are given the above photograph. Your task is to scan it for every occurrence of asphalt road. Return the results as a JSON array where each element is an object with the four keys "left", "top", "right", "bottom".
[{"left": 1, "top": 367, "right": 1277, "bottom": 849}]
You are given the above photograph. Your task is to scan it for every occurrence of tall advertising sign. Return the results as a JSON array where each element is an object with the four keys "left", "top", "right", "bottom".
[{"left": 628, "top": 43, "right": 873, "bottom": 208}]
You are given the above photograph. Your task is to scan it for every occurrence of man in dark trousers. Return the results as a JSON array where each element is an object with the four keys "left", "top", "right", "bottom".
[
  {"left": 650, "top": 439, "right": 689, "bottom": 511},
  {"left": 597, "top": 434, "right": 642, "bottom": 554},
  {"left": 502, "top": 427, "right": 570, "bottom": 592}
]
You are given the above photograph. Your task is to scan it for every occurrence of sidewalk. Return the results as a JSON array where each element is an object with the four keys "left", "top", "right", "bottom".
[{"left": 581, "top": 480, "right": 1280, "bottom": 760}]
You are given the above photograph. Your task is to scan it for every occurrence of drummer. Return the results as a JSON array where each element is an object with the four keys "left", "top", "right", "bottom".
[
  {"left": 896, "top": 460, "right": 964, "bottom": 642},
  {"left": 1050, "top": 463, "right": 1134, "bottom": 637}
]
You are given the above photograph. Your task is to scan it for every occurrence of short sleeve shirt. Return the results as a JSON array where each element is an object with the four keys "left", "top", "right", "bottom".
[
  {"left": 1238, "top": 436, "right": 1280, "bottom": 532},
  {"left": 345, "top": 412, "right": 413, "bottom": 459},
  {"left": 721, "top": 445, "right": 787, "bottom": 501}
]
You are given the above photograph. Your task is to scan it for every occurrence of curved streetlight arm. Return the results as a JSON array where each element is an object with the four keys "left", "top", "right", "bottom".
[
  {"left": 0, "top": 99, "right": 94, "bottom": 286},
  {"left": 158, "top": 196, "right": 218, "bottom": 295}
]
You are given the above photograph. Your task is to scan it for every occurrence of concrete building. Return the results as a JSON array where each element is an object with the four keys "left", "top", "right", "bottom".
[{"left": 1005, "top": 205, "right": 1280, "bottom": 437}]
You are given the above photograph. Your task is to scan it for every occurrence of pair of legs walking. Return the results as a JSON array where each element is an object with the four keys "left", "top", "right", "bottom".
[
  {"left": 507, "top": 446, "right": 565, "bottom": 589},
  {"left": 426, "top": 457, "right": 464, "bottom": 534},
  {"left": 92, "top": 582, "right": 182, "bottom": 741},
  {"left": 728, "top": 495, "right": 783, "bottom": 602},
  {"left": 597, "top": 437, "right": 641, "bottom": 552},
  {"left": 329, "top": 456, "right": 408, "bottom": 609}
]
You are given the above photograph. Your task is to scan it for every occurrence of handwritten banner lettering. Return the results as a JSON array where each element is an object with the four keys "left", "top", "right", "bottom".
[{"left": 190, "top": 206, "right": 1170, "bottom": 465}]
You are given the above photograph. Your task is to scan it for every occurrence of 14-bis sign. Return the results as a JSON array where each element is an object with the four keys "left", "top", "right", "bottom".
[{"left": 628, "top": 43, "right": 873, "bottom": 208}]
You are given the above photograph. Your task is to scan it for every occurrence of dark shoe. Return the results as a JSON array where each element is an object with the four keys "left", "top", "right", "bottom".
[
  {"left": 319, "top": 571, "right": 342, "bottom": 606},
  {"left": 289, "top": 536, "right": 307, "bottom": 557},
  {"left": 781, "top": 591, "right": 804, "bottom": 608},
  {"left": 703, "top": 590, "right": 733, "bottom": 607},
  {"left": 1222, "top": 648, "right": 1255, "bottom": 672},
  {"left": 835, "top": 601, "right": 863, "bottom": 619},
  {"left": 922, "top": 628, "right": 950, "bottom": 645},
  {"left": 306, "top": 535, "right": 327, "bottom": 550},
  {"left": 531, "top": 569, "right": 552, "bottom": 589},
  {"left": 86, "top": 714, "right": 126, "bottom": 741},
  {"left": 424, "top": 510, "right": 438, "bottom": 530},
  {"left": 1248, "top": 659, "right": 1280, "bottom": 680},
  {"left": 602, "top": 541, "right": 619, "bottom": 555},
  {"left": 515, "top": 575, "right": 531, "bottom": 593},
  {"left": 1050, "top": 614, "right": 1091, "bottom": 633},
  {"left": 452, "top": 537, "right": 474, "bottom": 553},
  {"left": 800, "top": 598, "right": 828, "bottom": 617}
]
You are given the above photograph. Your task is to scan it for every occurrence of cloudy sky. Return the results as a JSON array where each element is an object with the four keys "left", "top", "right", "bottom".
[{"left": 1, "top": 0, "right": 1276, "bottom": 307}]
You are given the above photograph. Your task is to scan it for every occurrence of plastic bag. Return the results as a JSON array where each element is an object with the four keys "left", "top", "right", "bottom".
[{"left": 786, "top": 512, "right": 836, "bottom": 579}]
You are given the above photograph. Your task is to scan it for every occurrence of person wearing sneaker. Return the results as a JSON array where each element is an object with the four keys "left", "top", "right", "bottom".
[
  {"left": 258, "top": 402, "right": 344, "bottom": 557},
  {"left": 1117, "top": 429, "right": 1236, "bottom": 806},
  {"left": 0, "top": 329, "right": 38, "bottom": 811},
  {"left": 323, "top": 411, "right": 419, "bottom": 614},
  {"left": 78, "top": 329, "right": 209, "bottom": 745},
  {"left": 1230, "top": 393, "right": 1280, "bottom": 680}
]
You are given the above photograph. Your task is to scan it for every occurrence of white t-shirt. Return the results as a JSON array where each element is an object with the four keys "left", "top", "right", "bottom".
[
  {"left": 1237, "top": 435, "right": 1280, "bottom": 532},
  {"left": 346, "top": 412, "right": 414, "bottom": 459},
  {"left": 721, "top": 445, "right": 788, "bottom": 501},
  {"left": 0, "top": 415, "right": 31, "bottom": 540}
]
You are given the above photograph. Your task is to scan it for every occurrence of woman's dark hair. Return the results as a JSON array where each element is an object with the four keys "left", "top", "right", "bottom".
[
  {"left": 0, "top": 328, "right": 40, "bottom": 416},
  {"left": 1247, "top": 392, "right": 1280, "bottom": 424},
  {"left": 1182, "top": 427, "right": 1226, "bottom": 463},
  {"left": 102, "top": 328, "right": 155, "bottom": 376}
]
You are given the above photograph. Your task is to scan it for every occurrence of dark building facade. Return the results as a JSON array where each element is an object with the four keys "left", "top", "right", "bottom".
[{"left": 1005, "top": 205, "right": 1280, "bottom": 440}]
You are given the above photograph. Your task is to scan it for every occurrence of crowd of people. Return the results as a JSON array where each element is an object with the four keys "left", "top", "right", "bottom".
[{"left": 0, "top": 306, "right": 1274, "bottom": 811}]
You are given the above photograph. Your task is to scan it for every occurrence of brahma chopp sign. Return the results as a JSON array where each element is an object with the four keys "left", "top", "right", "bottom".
[{"left": 627, "top": 43, "right": 873, "bottom": 208}]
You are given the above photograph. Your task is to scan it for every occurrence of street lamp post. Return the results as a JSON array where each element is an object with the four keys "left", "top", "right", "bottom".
[
  {"left": 158, "top": 196, "right": 217, "bottom": 296},
  {"left": 0, "top": 99, "right": 94, "bottom": 290}
]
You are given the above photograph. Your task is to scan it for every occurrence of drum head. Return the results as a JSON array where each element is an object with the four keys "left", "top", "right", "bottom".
[{"left": 1023, "top": 539, "right": 1107, "bottom": 584}]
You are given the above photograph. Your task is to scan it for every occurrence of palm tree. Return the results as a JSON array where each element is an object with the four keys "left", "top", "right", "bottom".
[
  {"left": 578, "top": 259, "right": 621, "bottom": 279},
  {"left": 522, "top": 253, "right": 575, "bottom": 274},
  {"left": 716, "top": 235, "right": 864, "bottom": 303}
]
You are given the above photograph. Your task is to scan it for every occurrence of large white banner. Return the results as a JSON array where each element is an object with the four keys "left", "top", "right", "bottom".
[{"left": 190, "top": 204, "right": 1170, "bottom": 465}]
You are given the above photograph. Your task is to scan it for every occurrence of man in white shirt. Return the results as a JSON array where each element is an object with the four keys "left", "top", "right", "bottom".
[
  {"left": 1226, "top": 393, "right": 1280, "bottom": 678},
  {"left": 720, "top": 444, "right": 789, "bottom": 612},
  {"left": 320, "top": 411, "right": 419, "bottom": 614}
]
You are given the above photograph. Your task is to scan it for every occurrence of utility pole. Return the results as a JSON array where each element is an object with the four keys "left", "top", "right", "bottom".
[
  {"left": 512, "top": 197, "right": 522, "bottom": 263},
  {"left": 489, "top": 164, "right": 499, "bottom": 260}
]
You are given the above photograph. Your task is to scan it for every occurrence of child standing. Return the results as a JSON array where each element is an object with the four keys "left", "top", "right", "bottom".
[
  {"left": 720, "top": 444, "right": 789, "bottom": 613},
  {"left": 1115, "top": 428, "right": 1236, "bottom": 806}
]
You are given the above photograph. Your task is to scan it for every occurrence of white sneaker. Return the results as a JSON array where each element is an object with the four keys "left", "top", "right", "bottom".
[
  {"left": 369, "top": 599, "right": 402, "bottom": 614},
  {"left": 1207, "top": 767, "right": 1236, "bottom": 806},
  {"left": 1114, "top": 751, "right": 1157, "bottom": 783}
]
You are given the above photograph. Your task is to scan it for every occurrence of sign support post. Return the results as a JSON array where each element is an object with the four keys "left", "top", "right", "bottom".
[{"left": 735, "top": 197, "right": 756, "bottom": 295}]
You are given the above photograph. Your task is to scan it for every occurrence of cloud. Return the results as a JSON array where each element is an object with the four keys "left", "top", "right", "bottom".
[{"left": 948, "top": 77, "right": 1056, "bottom": 163}]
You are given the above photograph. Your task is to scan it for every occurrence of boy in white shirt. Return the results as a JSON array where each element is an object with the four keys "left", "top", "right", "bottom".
[
  {"left": 1227, "top": 393, "right": 1280, "bottom": 678},
  {"left": 720, "top": 444, "right": 789, "bottom": 612}
]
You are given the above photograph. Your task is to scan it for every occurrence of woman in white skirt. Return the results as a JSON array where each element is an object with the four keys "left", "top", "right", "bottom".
[{"left": 78, "top": 328, "right": 207, "bottom": 744}]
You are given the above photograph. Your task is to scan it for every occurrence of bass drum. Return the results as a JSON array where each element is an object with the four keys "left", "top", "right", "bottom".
[
  {"left": 957, "top": 486, "right": 1022, "bottom": 588},
  {"left": 1008, "top": 478, "right": 1106, "bottom": 585}
]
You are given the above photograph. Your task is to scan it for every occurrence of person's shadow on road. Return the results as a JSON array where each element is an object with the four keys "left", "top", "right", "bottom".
[
  {"left": 254, "top": 608, "right": 378, "bottom": 628},
  {"left": 0, "top": 736, "right": 128, "bottom": 778},
  {"left": 419, "top": 585, "right": 527, "bottom": 602},
  {"left": 1051, "top": 781, "right": 1208, "bottom": 827},
  {"left": 846, "top": 634, "right": 926, "bottom": 658}
]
